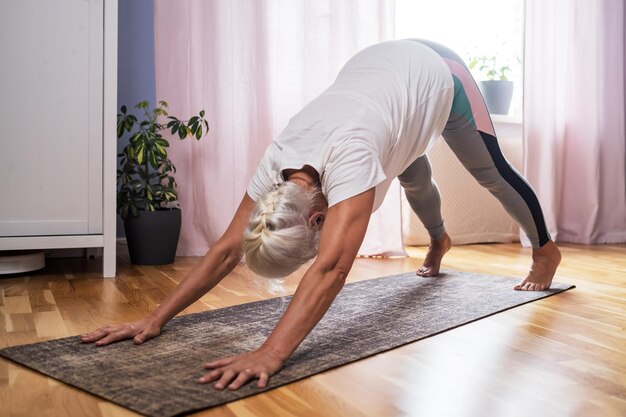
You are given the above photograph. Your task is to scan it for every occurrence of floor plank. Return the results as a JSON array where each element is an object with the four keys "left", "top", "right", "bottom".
[{"left": 0, "top": 242, "right": 625, "bottom": 417}]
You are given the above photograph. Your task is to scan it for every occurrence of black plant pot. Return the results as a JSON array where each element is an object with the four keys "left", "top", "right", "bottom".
[
  {"left": 124, "top": 208, "right": 182, "bottom": 265},
  {"left": 478, "top": 80, "right": 514, "bottom": 115}
]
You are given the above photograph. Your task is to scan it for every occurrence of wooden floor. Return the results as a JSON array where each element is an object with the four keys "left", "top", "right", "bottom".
[{"left": 1, "top": 242, "right": 625, "bottom": 417}]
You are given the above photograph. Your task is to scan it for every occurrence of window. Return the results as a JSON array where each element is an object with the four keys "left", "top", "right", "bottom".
[{"left": 395, "top": 0, "right": 524, "bottom": 117}]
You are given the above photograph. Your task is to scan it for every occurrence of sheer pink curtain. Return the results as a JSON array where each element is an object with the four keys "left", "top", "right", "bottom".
[
  {"left": 154, "top": 0, "right": 400, "bottom": 256},
  {"left": 523, "top": 0, "right": 626, "bottom": 244}
]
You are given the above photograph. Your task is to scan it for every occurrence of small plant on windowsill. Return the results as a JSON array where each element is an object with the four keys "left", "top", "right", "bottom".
[
  {"left": 117, "top": 100, "right": 209, "bottom": 265},
  {"left": 469, "top": 56, "right": 512, "bottom": 81},
  {"left": 469, "top": 56, "right": 514, "bottom": 115}
]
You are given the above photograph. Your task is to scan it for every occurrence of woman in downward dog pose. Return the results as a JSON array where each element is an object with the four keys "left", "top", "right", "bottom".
[{"left": 82, "top": 40, "right": 561, "bottom": 391}]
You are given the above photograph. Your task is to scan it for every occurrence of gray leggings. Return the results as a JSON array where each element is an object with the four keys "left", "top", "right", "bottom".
[{"left": 398, "top": 40, "right": 550, "bottom": 248}]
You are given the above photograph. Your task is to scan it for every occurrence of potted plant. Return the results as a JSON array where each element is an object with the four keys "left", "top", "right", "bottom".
[
  {"left": 469, "top": 56, "right": 514, "bottom": 115},
  {"left": 117, "top": 100, "right": 209, "bottom": 265}
]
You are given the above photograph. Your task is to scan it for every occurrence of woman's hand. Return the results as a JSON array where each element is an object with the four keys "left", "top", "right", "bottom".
[
  {"left": 79, "top": 315, "right": 162, "bottom": 346},
  {"left": 199, "top": 348, "right": 285, "bottom": 390}
]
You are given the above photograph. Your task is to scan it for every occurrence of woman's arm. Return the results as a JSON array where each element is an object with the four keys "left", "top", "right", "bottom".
[
  {"left": 200, "top": 188, "right": 375, "bottom": 390},
  {"left": 80, "top": 194, "right": 256, "bottom": 346}
]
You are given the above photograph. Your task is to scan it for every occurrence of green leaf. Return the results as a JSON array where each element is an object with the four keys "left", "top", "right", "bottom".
[
  {"left": 155, "top": 138, "right": 170, "bottom": 147},
  {"left": 155, "top": 143, "right": 167, "bottom": 157},
  {"left": 149, "top": 151, "right": 158, "bottom": 169},
  {"left": 125, "top": 118, "right": 134, "bottom": 133},
  {"left": 117, "top": 122, "right": 125, "bottom": 139},
  {"left": 128, "top": 132, "right": 141, "bottom": 145},
  {"left": 136, "top": 144, "right": 145, "bottom": 164},
  {"left": 136, "top": 101, "right": 149, "bottom": 109},
  {"left": 195, "top": 125, "right": 202, "bottom": 139},
  {"left": 178, "top": 126, "right": 187, "bottom": 139},
  {"left": 199, "top": 110, "right": 205, "bottom": 117},
  {"left": 159, "top": 100, "right": 169, "bottom": 108}
]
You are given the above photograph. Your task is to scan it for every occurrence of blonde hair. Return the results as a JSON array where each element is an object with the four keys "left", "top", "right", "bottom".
[{"left": 243, "top": 182, "right": 322, "bottom": 278}]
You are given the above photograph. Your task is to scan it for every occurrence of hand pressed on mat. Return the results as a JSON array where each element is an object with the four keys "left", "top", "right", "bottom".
[
  {"left": 80, "top": 315, "right": 162, "bottom": 346},
  {"left": 199, "top": 348, "right": 284, "bottom": 390}
]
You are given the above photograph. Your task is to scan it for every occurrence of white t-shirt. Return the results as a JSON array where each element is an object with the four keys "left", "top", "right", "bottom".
[{"left": 247, "top": 40, "right": 454, "bottom": 212}]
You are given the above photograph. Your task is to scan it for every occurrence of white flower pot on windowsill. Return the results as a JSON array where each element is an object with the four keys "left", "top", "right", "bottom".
[{"left": 479, "top": 80, "right": 514, "bottom": 115}]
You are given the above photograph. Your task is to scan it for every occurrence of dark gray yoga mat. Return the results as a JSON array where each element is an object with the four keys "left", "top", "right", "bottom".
[{"left": 0, "top": 271, "right": 574, "bottom": 417}]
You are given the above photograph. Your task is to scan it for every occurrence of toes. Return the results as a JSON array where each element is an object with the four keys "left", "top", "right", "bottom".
[
  {"left": 416, "top": 268, "right": 434, "bottom": 277},
  {"left": 515, "top": 279, "right": 551, "bottom": 291},
  {"left": 525, "top": 282, "right": 544, "bottom": 291}
]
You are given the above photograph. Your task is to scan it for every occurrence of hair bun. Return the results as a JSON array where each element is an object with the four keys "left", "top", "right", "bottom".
[{"left": 242, "top": 182, "right": 321, "bottom": 278}]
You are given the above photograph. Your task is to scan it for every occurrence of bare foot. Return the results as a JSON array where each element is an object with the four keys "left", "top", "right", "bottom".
[
  {"left": 417, "top": 233, "right": 452, "bottom": 277},
  {"left": 514, "top": 240, "right": 562, "bottom": 291}
]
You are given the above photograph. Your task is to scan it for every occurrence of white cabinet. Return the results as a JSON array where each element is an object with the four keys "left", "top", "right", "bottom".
[{"left": 0, "top": 0, "right": 117, "bottom": 277}]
